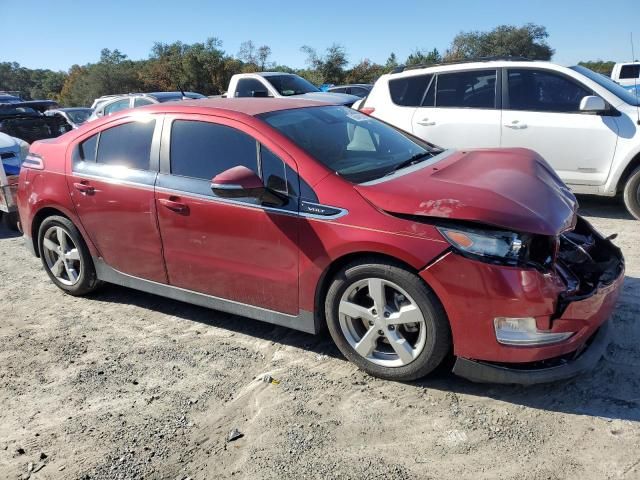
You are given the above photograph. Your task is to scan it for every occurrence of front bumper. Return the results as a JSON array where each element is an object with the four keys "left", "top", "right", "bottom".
[
  {"left": 420, "top": 217, "right": 624, "bottom": 384},
  {"left": 452, "top": 320, "right": 610, "bottom": 385}
]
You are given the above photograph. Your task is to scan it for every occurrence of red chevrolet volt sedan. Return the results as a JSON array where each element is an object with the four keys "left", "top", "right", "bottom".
[{"left": 16, "top": 98, "right": 624, "bottom": 384}]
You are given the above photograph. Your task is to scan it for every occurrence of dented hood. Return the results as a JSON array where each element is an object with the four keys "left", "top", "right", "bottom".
[{"left": 355, "top": 148, "right": 577, "bottom": 236}]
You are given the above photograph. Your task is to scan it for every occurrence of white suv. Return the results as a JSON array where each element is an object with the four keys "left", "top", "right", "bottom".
[{"left": 357, "top": 59, "right": 640, "bottom": 219}]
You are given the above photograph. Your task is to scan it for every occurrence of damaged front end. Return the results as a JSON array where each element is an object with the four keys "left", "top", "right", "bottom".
[
  {"left": 420, "top": 215, "right": 624, "bottom": 385},
  {"left": 554, "top": 216, "right": 624, "bottom": 315}
]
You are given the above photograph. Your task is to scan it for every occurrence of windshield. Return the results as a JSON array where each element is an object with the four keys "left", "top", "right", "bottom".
[
  {"left": 66, "top": 109, "right": 92, "bottom": 124},
  {"left": 260, "top": 106, "right": 441, "bottom": 183},
  {"left": 571, "top": 65, "right": 640, "bottom": 106},
  {"left": 266, "top": 75, "right": 320, "bottom": 96}
]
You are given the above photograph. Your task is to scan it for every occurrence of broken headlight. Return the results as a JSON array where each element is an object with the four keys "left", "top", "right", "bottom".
[{"left": 437, "top": 224, "right": 526, "bottom": 265}]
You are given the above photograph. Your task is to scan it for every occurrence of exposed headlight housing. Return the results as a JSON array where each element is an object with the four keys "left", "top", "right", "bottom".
[{"left": 437, "top": 224, "right": 527, "bottom": 265}]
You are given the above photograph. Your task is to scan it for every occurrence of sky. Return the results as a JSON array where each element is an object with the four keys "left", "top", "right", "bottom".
[{"left": 2, "top": 0, "right": 638, "bottom": 72}]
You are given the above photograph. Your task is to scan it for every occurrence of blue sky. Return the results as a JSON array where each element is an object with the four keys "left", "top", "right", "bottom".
[{"left": 2, "top": 0, "right": 638, "bottom": 71}]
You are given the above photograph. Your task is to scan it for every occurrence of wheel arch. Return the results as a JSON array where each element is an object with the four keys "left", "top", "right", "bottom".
[
  {"left": 313, "top": 251, "right": 442, "bottom": 333},
  {"left": 29, "top": 206, "right": 94, "bottom": 258},
  {"left": 615, "top": 149, "right": 640, "bottom": 193}
]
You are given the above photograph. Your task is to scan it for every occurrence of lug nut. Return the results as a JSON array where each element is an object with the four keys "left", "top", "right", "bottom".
[
  {"left": 371, "top": 309, "right": 377, "bottom": 316},
  {"left": 378, "top": 330, "right": 384, "bottom": 336},
  {"left": 384, "top": 312, "right": 390, "bottom": 318},
  {"left": 368, "top": 320, "right": 374, "bottom": 326},
  {"left": 388, "top": 325, "right": 395, "bottom": 331}
]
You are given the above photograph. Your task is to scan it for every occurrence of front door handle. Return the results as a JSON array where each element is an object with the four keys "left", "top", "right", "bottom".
[
  {"left": 504, "top": 121, "right": 527, "bottom": 129},
  {"left": 73, "top": 181, "right": 95, "bottom": 195},
  {"left": 158, "top": 197, "right": 188, "bottom": 214},
  {"left": 417, "top": 118, "right": 436, "bottom": 126}
]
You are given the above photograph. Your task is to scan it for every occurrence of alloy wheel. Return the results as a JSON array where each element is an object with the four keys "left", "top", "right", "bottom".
[
  {"left": 42, "top": 226, "right": 82, "bottom": 286},
  {"left": 338, "top": 278, "right": 427, "bottom": 367}
]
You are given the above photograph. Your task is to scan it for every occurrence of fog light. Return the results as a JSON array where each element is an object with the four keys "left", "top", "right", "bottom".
[{"left": 494, "top": 317, "right": 574, "bottom": 346}]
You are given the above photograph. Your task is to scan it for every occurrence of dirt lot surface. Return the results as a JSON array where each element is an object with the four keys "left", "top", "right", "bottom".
[{"left": 0, "top": 196, "right": 639, "bottom": 480}]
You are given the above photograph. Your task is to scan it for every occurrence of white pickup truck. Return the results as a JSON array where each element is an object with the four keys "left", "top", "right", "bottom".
[
  {"left": 226, "top": 72, "right": 359, "bottom": 106},
  {"left": 611, "top": 62, "right": 640, "bottom": 87}
]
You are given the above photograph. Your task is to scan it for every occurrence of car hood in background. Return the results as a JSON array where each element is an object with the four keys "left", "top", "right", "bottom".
[
  {"left": 355, "top": 148, "right": 577, "bottom": 236},
  {"left": 292, "top": 92, "right": 360, "bottom": 105}
]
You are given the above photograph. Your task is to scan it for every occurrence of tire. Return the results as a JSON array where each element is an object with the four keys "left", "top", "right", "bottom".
[
  {"left": 2, "top": 211, "right": 20, "bottom": 231},
  {"left": 325, "top": 259, "right": 451, "bottom": 381},
  {"left": 37, "top": 215, "right": 101, "bottom": 296},
  {"left": 623, "top": 165, "right": 640, "bottom": 220}
]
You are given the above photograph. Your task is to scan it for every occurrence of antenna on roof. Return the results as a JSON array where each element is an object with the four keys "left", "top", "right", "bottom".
[
  {"left": 179, "top": 85, "right": 186, "bottom": 99},
  {"left": 631, "top": 33, "right": 640, "bottom": 125}
]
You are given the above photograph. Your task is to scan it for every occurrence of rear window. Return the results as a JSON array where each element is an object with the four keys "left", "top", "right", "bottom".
[
  {"left": 388, "top": 75, "right": 432, "bottom": 106},
  {"left": 620, "top": 64, "right": 640, "bottom": 79}
]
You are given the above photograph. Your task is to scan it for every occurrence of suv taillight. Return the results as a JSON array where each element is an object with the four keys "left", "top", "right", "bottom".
[
  {"left": 23, "top": 153, "right": 44, "bottom": 170},
  {"left": 360, "top": 107, "right": 375, "bottom": 115}
]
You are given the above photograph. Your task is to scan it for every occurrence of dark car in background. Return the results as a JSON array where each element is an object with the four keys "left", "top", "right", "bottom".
[
  {"left": 328, "top": 84, "right": 372, "bottom": 97},
  {"left": 0, "top": 100, "right": 72, "bottom": 144}
]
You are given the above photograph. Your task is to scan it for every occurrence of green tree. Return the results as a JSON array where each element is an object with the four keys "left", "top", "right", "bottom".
[
  {"left": 385, "top": 53, "right": 399, "bottom": 71},
  {"left": 578, "top": 60, "right": 616, "bottom": 76},
  {"left": 301, "top": 44, "right": 348, "bottom": 84},
  {"left": 405, "top": 48, "right": 442, "bottom": 66},
  {"left": 345, "top": 59, "right": 385, "bottom": 84},
  {"left": 446, "top": 23, "right": 554, "bottom": 60}
]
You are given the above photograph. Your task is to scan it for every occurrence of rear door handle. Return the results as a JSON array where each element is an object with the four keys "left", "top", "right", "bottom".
[
  {"left": 504, "top": 121, "right": 527, "bottom": 129},
  {"left": 417, "top": 118, "right": 436, "bottom": 126},
  {"left": 158, "top": 197, "right": 188, "bottom": 213},
  {"left": 73, "top": 181, "right": 95, "bottom": 195}
]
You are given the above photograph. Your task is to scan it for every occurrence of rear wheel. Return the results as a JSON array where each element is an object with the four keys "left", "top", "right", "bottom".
[
  {"left": 37, "top": 215, "right": 100, "bottom": 296},
  {"left": 623, "top": 166, "right": 640, "bottom": 220},
  {"left": 325, "top": 259, "right": 451, "bottom": 381}
]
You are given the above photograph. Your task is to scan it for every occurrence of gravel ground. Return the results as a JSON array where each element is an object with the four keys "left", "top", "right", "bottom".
[{"left": 0, "top": 196, "right": 639, "bottom": 480}]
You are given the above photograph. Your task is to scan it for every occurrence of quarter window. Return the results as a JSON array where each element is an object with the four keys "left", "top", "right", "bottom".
[
  {"left": 507, "top": 69, "right": 592, "bottom": 113},
  {"left": 435, "top": 70, "right": 496, "bottom": 109},
  {"left": 170, "top": 121, "right": 258, "bottom": 180},
  {"left": 78, "top": 134, "right": 98, "bottom": 162},
  {"left": 388, "top": 75, "right": 432, "bottom": 106},
  {"left": 96, "top": 120, "right": 156, "bottom": 170},
  {"left": 134, "top": 97, "right": 155, "bottom": 107}
]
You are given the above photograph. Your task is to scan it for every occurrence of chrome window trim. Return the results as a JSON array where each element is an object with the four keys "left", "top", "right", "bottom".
[{"left": 210, "top": 183, "right": 245, "bottom": 190}]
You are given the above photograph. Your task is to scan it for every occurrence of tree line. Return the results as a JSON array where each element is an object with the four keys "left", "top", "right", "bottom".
[{"left": 1, "top": 23, "right": 564, "bottom": 107}]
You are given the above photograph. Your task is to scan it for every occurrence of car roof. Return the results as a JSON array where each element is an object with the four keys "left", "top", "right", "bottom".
[
  {"left": 250, "top": 72, "right": 294, "bottom": 77},
  {"left": 141, "top": 97, "right": 330, "bottom": 116},
  {"left": 55, "top": 107, "right": 93, "bottom": 112},
  {"left": 388, "top": 60, "right": 560, "bottom": 78}
]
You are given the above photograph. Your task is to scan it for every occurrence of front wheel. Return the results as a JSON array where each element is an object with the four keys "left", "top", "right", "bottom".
[
  {"left": 325, "top": 259, "right": 451, "bottom": 381},
  {"left": 623, "top": 166, "right": 640, "bottom": 220},
  {"left": 37, "top": 215, "right": 101, "bottom": 296}
]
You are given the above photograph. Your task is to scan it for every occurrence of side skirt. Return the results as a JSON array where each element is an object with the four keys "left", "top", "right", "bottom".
[{"left": 93, "top": 258, "right": 317, "bottom": 334}]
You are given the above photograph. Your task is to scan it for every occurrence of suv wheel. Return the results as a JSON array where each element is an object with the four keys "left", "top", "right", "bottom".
[
  {"left": 325, "top": 259, "right": 451, "bottom": 381},
  {"left": 623, "top": 165, "right": 640, "bottom": 220},
  {"left": 38, "top": 215, "right": 101, "bottom": 296}
]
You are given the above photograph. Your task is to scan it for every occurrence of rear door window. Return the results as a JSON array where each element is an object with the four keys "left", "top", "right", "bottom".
[
  {"left": 96, "top": 120, "right": 156, "bottom": 170},
  {"left": 435, "top": 70, "right": 497, "bottom": 109},
  {"left": 388, "top": 74, "right": 432, "bottom": 106},
  {"left": 506, "top": 69, "right": 592, "bottom": 113},
  {"left": 235, "top": 78, "right": 270, "bottom": 98}
]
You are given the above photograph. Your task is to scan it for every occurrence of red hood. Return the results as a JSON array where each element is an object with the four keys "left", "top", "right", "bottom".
[{"left": 355, "top": 148, "right": 577, "bottom": 236}]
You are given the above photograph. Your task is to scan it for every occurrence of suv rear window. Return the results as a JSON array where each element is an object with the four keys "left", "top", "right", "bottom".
[
  {"left": 620, "top": 64, "right": 640, "bottom": 79},
  {"left": 388, "top": 75, "right": 432, "bottom": 106},
  {"left": 435, "top": 70, "right": 496, "bottom": 109}
]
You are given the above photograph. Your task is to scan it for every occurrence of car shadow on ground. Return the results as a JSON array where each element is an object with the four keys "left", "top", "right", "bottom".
[
  {"left": 0, "top": 222, "right": 21, "bottom": 239},
  {"left": 576, "top": 194, "right": 635, "bottom": 220},
  {"left": 92, "top": 274, "right": 640, "bottom": 423}
]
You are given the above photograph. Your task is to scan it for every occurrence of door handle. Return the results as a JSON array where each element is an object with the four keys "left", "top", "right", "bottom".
[
  {"left": 158, "top": 197, "right": 188, "bottom": 213},
  {"left": 417, "top": 118, "right": 436, "bottom": 126},
  {"left": 73, "top": 181, "right": 95, "bottom": 195},
  {"left": 504, "top": 121, "right": 527, "bottom": 129}
]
